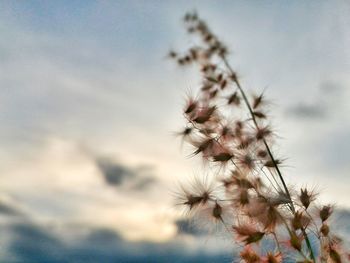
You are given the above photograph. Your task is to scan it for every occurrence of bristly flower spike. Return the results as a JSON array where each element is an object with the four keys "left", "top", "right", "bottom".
[{"left": 170, "top": 11, "right": 349, "bottom": 263}]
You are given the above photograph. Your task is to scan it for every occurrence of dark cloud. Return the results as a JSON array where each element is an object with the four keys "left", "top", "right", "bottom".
[
  {"left": 319, "top": 81, "right": 344, "bottom": 95},
  {"left": 2, "top": 208, "right": 350, "bottom": 262},
  {"left": 0, "top": 200, "right": 24, "bottom": 217},
  {"left": 286, "top": 81, "right": 344, "bottom": 120},
  {"left": 8, "top": 223, "right": 67, "bottom": 263},
  {"left": 175, "top": 219, "right": 204, "bottom": 236},
  {"left": 288, "top": 103, "right": 326, "bottom": 119},
  {"left": 96, "top": 158, "right": 136, "bottom": 186},
  {"left": 96, "top": 157, "right": 157, "bottom": 191},
  {"left": 2, "top": 221, "right": 231, "bottom": 263}
]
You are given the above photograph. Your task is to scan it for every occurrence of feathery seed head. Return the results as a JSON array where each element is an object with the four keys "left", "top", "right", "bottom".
[
  {"left": 291, "top": 211, "right": 310, "bottom": 230},
  {"left": 329, "top": 246, "right": 342, "bottom": 263},
  {"left": 212, "top": 152, "right": 233, "bottom": 162},
  {"left": 262, "top": 252, "right": 282, "bottom": 263},
  {"left": 255, "top": 126, "right": 272, "bottom": 141},
  {"left": 289, "top": 231, "right": 302, "bottom": 251},
  {"left": 192, "top": 105, "right": 217, "bottom": 124},
  {"left": 212, "top": 202, "right": 222, "bottom": 220},
  {"left": 257, "top": 149, "right": 268, "bottom": 158},
  {"left": 252, "top": 93, "right": 265, "bottom": 110},
  {"left": 176, "top": 175, "right": 217, "bottom": 213},
  {"left": 184, "top": 98, "right": 198, "bottom": 115},
  {"left": 320, "top": 223, "right": 330, "bottom": 236},
  {"left": 233, "top": 224, "right": 265, "bottom": 245},
  {"left": 168, "top": 50, "right": 177, "bottom": 58},
  {"left": 319, "top": 205, "right": 333, "bottom": 222},
  {"left": 299, "top": 188, "right": 316, "bottom": 209},
  {"left": 240, "top": 246, "right": 260, "bottom": 263},
  {"left": 228, "top": 92, "right": 241, "bottom": 106}
]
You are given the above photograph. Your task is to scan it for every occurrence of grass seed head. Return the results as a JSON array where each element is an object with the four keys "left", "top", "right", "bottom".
[
  {"left": 299, "top": 188, "right": 316, "bottom": 209},
  {"left": 319, "top": 205, "right": 333, "bottom": 222},
  {"left": 262, "top": 252, "right": 282, "bottom": 263},
  {"left": 240, "top": 246, "right": 260, "bottom": 263},
  {"left": 233, "top": 224, "right": 265, "bottom": 245}
]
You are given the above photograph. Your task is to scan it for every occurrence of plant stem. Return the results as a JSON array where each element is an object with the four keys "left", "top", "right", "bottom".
[
  {"left": 272, "top": 232, "right": 282, "bottom": 253},
  {"left": 220, "top": 55, "right": 316, "bottom": 262},
  {"left": 221, "top": 56, "right": 292, "bottom": 207}
]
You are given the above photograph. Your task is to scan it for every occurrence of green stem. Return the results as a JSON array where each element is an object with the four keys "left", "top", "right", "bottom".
[{"left": 302, "top": 228, "right": 316, "bottom": 262}]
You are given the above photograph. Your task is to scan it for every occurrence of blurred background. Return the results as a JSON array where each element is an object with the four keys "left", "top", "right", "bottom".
[{"left": 0, "top": 1, "right": 349, "bottom": 262}]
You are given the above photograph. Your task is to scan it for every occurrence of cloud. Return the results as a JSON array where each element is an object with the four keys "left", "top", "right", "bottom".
[
  {"left": 280, "top": 80, "right": 350, "bottom": 196},
  {"left": 2, "top": 220, "right": 231, "bottom": 263},
  {"left": 96, "top": 157, "right": 136, "bottom": 185},
  {"left": 0, "top": 137, "right": 178, "bottom": 242},
  {"left": 96, "top": 157, "right": 157, "bottom": 191},
  {"left": 8, "top": 222, "right": 66, "bottom": 263},
  {"left": 3, "top": 208, "right": 350, "bottom": 262},
  {"left": 0, "top": 201, "right": 24, "bottom": 217},
  {"left": 175, "top": 219, "right": 203, "bottom": 236},
  {"left": 288, "top": 103, "right": 326, "bottom": 119},
  {"left": 131, "top": 175, "right": 156, "bottom": 191},
  {"left": 286, "top": 81, "right": 345, "bottom": 120}
]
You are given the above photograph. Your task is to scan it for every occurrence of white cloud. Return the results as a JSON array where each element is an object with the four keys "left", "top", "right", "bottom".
[{"left": 0, "top": 137, "right": 179, "bottom": 242}]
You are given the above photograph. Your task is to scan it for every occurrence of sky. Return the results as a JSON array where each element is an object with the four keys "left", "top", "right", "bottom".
[{"left": 0, "top": 1, "right": 349, "bottom": 262}]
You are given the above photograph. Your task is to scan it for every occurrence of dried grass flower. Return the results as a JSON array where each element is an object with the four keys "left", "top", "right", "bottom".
[{"left": 169, "top": 11, "right": 349, "bottom": 263}]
